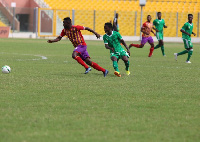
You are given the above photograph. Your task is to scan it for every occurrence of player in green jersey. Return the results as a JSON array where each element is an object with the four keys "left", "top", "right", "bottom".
[
  {"left": 103, "top": 22, "right": 130, "bottom": 77},
  {"left": 174, "top": 14, "right": 196, "bottom": 63},
  {"left": 153, "top": 12, "right": 167, "bottom": 56}
]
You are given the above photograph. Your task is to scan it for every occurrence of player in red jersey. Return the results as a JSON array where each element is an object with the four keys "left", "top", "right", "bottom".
[
  {"left": 129, "top": 15, "right": 156, "bottom": 57},
  {"left": 47, "top": 17, "right": 109, "bottom": 77}
]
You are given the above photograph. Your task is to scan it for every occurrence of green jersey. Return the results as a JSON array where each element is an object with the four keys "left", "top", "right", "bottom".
[
  {"left": 181, "top": 22, "right": 193, "bottom": 40},
  {"left": 103, "top": 31, "right": 123, "bottom": 53},
  {"left": 153, "top": 19, "right": 165, "bottom": 32}
]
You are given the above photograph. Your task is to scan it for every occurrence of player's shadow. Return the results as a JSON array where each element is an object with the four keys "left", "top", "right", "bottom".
[{"left": 50, "top": 71, "right": 122, "bottom": 78}]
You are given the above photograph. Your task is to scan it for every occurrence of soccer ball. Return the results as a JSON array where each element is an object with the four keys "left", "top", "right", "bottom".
[{"left": 2, "top": 65, "right": 11, "bottom": 74}]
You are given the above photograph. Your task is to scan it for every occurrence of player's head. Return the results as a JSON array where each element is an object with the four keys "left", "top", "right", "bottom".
[
  {"left": 63, "top": 17, "right": 72, "bottom": 29},
  {"left": 147, "top": 15, "right": 151, "bottom": 22},
  {"left": 188, "top": 14, "right": 193, "bottom": 23},
  {"left": 157, "top": 12, "right": 161, "bottom": 19},
  {"left": 104, "top": 22, "right": 113, "bottom": 33}
]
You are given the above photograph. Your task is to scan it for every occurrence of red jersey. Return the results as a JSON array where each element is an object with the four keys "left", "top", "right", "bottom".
[
  {"left": 142, "top": 21, "right": 153, "bottom": 37},
  {"left": 60, "top": 25, "right": 87, "bottom": 47}
]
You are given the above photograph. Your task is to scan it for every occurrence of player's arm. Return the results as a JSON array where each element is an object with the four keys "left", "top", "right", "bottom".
[
  {"left": 141, "top": 23, "right": 149, "bottom": 35},
  {"left": 105, "top": 44, "right": 114, "bottom": 52},
  {"left": 192, "top": 32, "right": 196, "bottom": 36},
  {"left": 120, "top": 39, "right": 130, "bottom": 56},
  {"left": 48, "top": 29, "right": 65, "bottom": 43},
  {"left": 151, "top": 29, "right": 156, "bottom": 36},
  {"left": 141, "top": 27, "right": 149, "bottom": 35},
  {"left": 47, "top": 36, "right": 62, "bottom": 43},
  {"left": 153, "top": 20, "right": 159, "bottom": 32},
  {"left": 113, "top": 19, "right": 118, "bottom": 32},
  {"left": 113, "top": 22, "right": 118, "bottom": 32},
  {"left": 85, "top": 27, "right": 100, "bottom": 39},
  {"left": 103, "top": 35, "right": 114, "bottom": 52},
  {"left": 163, "top": 20, "right": 167, "bottom": 28},
  {"left": 180, "top": 23, "right": 190, "bottom": 36},
  {"left": 116, "top": 32, "right": 130, "bottom": 55},
  {"left": 180, "top": 29, "right": 191, "bottom": 36},
  {"left": 153, "top": 27, "right": 159, "bottom": 32}
]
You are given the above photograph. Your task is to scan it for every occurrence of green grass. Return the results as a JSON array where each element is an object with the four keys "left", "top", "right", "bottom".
[{"left": 0, "top": 38, "right": 200, "bottom": 142}]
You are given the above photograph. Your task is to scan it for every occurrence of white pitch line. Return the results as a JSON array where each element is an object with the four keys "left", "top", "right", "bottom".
[
  {"left": 34, "top": 55, "right": 47, "bottom": 60},
  {"left": 0, "top": 52, "right": 48, "bottom": 60}
]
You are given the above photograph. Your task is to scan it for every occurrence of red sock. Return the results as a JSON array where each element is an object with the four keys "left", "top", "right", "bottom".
[
  {"left": 130, "top": 44, "right": 141, "bottom": 48},
  {"left": 74, "top": 56, "right": 89, "bottom": 69},
  {"left": 91, "top": 62, "right": 106, "bottom": 72},
  {"left": 149, "top": 46, "right": 154, "bottom": 57}
]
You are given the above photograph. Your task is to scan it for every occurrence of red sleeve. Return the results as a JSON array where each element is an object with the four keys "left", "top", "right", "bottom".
[
  {"left": 142, "top": 22, "right": 146, "bottom": 28},
  {"left": 60, "top": 29, "right": 66, "bottom": 37},
  {"left": 73, "top": 25, "right": 85, "bottom": 30}
]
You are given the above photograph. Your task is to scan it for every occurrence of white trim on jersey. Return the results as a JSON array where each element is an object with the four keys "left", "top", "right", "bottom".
[{"left": 106, "top": 31, "right": 113, "bottom": 37}]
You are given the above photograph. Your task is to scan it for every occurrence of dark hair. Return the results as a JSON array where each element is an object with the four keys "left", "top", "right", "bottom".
[
  {"left": 105, "top": 22, "right": 113, "bottom": 29},
  {"left": 188, "top": 14, "right": 193, "bottom": 17},
  {"left": 157, "top": 12, "right": 161, "bottom": 14},
  {"left": 147, "top": 15, "right": 151, "bottom": 17},
  {"left": 63, "top": 17, "right": 71, "bottom": 22}
]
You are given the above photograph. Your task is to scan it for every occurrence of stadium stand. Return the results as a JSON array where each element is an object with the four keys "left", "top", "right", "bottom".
[
  {"left": 0, "top": 20, "right": 6, "bottom": 26},
  {"left": 43, "top": 0, "right": 200, "bottom": 36}
]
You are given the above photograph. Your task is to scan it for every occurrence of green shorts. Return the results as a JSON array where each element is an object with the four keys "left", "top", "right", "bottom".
[
  {"left": 110, "top": 49, "right": 129, "bottom": 59},
  {"left": 156, "top": 32, "right": 163, "bottom": 41},
  {"left": 183, "top": 39, "right": 193, "bottom": 49}
]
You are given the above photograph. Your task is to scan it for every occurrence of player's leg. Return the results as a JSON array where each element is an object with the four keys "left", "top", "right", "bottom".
[
  {"left": 122, "top": 56, "right": 130, "bottom": 75},
  {"left": 186, "top": 48, "right": 193, "bottom": 63},
  {"left": 158, "top": 32, "right": 166, "bottom": 56},
  {"left": 81, "top": 48, "right": 108, "bottom": 76},
  {"left": 72, "top": 51, "right": 89, "bottom": 70},
  {"left": 129, "top": 43, "right": 144, "bottom": 48},
  {"left": 186, "top": 41, "right": 193, "bottom": 63},
  {"left": 120, "top": 50, "right": 130, "bottom": 75},
  {"left": 111, "top": 55, "right": 121, "bottom": 77},
  {"left": 129, "top": 37, "right": 146, "bottom": 48},
  {"left": 160, "top": 40, "right": 166, "bottom": 56},
  {"left": 175, "top": 39, "right": 190, "bottom": 61},
  {"left": 175, "top": 50, "right": 188, "bottom": 61},
  {"left": 154, "top": 32, "right": 161, "bottom": 49},
  {"left": 148, "top": 36, "right": 154, "bottom": 57},
  {"left": 85, "top": 57, "right": 109, "bottom": 76},
  {"left": 154, "top": 44, "right": 160, "bottom": 49}
]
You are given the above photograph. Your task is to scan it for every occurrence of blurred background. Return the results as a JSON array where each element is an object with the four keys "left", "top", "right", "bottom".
[{"left": 0, "top": 0, "right": 199, "bottom": 38}]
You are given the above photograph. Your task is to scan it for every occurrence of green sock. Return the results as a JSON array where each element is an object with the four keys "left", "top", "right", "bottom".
[
  {"left": 187, "top": 49, "right": 193, "bottom": 61},
  {"left": 178, "top": 50, "right": 188, "bottom": 56},
  {"left": 161, "top": 45, "right": 165, "bottom": 55},
  {"left": 154, "top": 44, "right": 160, "bottom": 49},
  {"left": 124, "top": 60, "right": 129, "bottom": 71},
  {"left": 113, "top": 61, "right": 119, "bottom": 72}
]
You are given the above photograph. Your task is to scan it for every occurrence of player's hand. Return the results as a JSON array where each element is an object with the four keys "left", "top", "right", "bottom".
[
  {"left": 111, "top": 48, "right": 115, "bottom": 53},
  {"left": 95, "top": 33, "right": 100, "bottom": 39},
  {"left": 154, "top": 33, "right": 156, "bottom": 36},
  {"left": 47, "top": 40, "right": 53, "bottom": 43},
  {"left": 193, "top": 33, "right": 196, "bottom": 36}
]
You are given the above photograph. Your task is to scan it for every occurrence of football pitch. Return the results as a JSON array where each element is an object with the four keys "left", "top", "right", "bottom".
[{"left": 0, "top": 38, "right": 200, "bottom": 142}]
